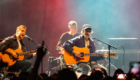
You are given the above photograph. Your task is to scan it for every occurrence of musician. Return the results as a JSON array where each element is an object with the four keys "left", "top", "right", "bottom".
[
  {"left": 56, "top": 21, "right": 80, "bottom": 54},
  {"left": 63, "top": 24, "right": 107, "bottom": 74},
  {"left": 0, "top": 25, "right": 33, "bottom": 72}
]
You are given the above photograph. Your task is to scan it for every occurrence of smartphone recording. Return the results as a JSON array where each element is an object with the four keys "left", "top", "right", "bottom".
[
  {"left": 130, "top": 62, "right": 140, "bottom": 74},
  {"left": 129, "top": 61, "right": 140, "bottom": 79},
  {"left": 117, "top": 73, "right": 126, "bottom": 80}
]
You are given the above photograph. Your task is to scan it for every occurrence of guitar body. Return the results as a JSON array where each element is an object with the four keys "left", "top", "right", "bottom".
[
  {"left": 0, "top": 49, "right": 24, "bottom": 66},
  {"left": 64, "top": 46, "right": 90, "bottom": 65},
  {"left": 64, "top": 46, "right": 117, "bottom": 65}
]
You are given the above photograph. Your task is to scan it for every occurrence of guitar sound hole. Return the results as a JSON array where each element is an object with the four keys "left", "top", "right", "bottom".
[
  {"left": 16, "top": 53, "right": 19, "bottom": 57},
  {"left": 9, "top": 55, "right": 12, "bottom": 59},
  {"left": 80, "top": 52, "right": 84, "bottom": 57}
]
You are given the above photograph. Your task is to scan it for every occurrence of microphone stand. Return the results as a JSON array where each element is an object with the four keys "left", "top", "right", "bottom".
[
  {"left": 105, "top": 58, "right": 117, "bottom": 70},
  {"left": 93, "top": 37, "right": 117, "bottom": 76},
  {"left": 27, "top": 39, "right": 48, "bottom": 50},
  {"left": 121, "top": 46, "right": 125, "bottom": 71},
  {"left": 27, "top": 38, "right": 48, "bottom": 73}
]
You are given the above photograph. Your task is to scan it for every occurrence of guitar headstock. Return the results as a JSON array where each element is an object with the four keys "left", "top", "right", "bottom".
[
  {"left": 104, "top": 52, "right": 117, "bottom": 57},
  {"left": 111, "top": 52, "right": 117, "bottom": 57}
]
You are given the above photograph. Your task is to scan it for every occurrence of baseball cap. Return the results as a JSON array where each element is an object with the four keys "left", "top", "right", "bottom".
[{"left": 82, "top": 24, "right": 92, "bottom": 30}]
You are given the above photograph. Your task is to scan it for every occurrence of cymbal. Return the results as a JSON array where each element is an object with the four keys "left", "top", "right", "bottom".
[{"left": 96, "top": 50, "right": 109, "bottom": 52}]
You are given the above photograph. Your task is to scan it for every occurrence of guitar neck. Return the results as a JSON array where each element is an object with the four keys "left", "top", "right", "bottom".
[
  {"left": 84, "top": 53, "right": 104, "bottom": 56},
  {"left": 84, "top": 53, "right": 115, "bottom": 57},
  {"left": 19, "top": 50, "right": 36, "bottom": 56}
]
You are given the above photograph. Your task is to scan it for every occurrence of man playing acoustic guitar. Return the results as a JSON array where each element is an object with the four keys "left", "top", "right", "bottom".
[
  {"left": 63, "top": 24, "right": 108, "bottom": 75},
  {"left": 0, "top": 25, "right": 34, "bottom": 72}
]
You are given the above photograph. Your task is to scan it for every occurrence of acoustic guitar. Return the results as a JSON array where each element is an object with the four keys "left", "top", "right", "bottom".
[
  {"left": 64, "top": 46, "right": 117, "bottom": 65},
  {"left": 0, "top": 48, "right": 36, "bottom": 66}
]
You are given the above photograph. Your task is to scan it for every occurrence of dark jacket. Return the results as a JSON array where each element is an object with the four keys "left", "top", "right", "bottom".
[
  {"left": 0, "top": 35, "right": 33, "bottom": 59},
  {"left": 63, "top": 35, "right": 103, "bottom": 62}
]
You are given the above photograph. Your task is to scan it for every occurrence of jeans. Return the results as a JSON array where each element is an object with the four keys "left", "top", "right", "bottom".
[{"left": 7, "top": 60, "right": 32, "bottom": 72}]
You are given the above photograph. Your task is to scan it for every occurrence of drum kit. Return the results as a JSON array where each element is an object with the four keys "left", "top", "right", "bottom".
[{"left": 47, "top": 55, "right": 67, "bottom": 76}]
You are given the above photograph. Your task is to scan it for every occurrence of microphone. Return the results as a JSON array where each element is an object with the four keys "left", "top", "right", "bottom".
[
  {"left": 92, "top": 37, "right": 99, "bottom": 41},
  {"left": 24, "top": 35, "right": 33, "bottom": 41},
  {"left": 93, "top": 37, "right": 96, "bottom": 39}
]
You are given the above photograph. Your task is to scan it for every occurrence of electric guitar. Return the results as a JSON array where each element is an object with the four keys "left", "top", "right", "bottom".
[
  {"left": 64, "top": 46, "right": 117, "bottom": 65},
  {"left": 0, "top": 48, "right": 36, "bottom": 66}
]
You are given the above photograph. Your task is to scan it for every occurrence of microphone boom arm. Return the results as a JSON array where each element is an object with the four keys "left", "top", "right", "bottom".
[
  {"left": 25, "top": 35, "right": 48, "bottom": 50},
  {"left": 92, "top": 37, "right": 117, "bottom": 76}
]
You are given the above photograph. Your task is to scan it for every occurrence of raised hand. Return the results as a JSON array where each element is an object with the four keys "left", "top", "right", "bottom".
[{"left": 37, "top": 41, "right": 47, "bottom": 59}]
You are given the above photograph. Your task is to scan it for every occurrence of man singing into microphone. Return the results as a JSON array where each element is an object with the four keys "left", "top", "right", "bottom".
[
  {"left": 0, "top": 25, "right": 33, "bottom": 72},
  {"left": 63, "top": 24, "right": 107, "bottom": 75}
]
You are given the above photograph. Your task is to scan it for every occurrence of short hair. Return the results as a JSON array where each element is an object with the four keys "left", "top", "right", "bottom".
[
  {"left": 68, "top": 21, "right": 77, "bottom": 27},
  {"left": 17, "top": 25, "right": 27, "bottom": 30}
]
